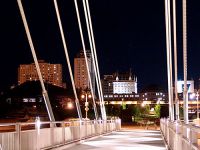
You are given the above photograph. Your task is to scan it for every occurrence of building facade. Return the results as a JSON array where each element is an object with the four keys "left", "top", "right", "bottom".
[
  {"left": 139, "top": 92, "right": 167, "bottom": 104},
  {"left": 177, "top": 80, "right": 194, "bottom": 93},
  {"left": 102, "top": 71, "right": 137, "bottom": 95},
  {"left": 18, "top": 60, "right": 63, "bottom": 87},
  {"left": 102, "top": 75, "right": 169, "bottom": 105},
  {"left": 74, "top": 50, "right": 95, "bottom": 91}
]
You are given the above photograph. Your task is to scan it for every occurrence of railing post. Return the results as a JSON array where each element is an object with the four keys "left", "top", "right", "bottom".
[
  {"left": 98, "top": 120, "right": 101, "bottom": 136},
  {"left": 99, "top": 120, "right": 103, "bottom": 135},
  {"left": 36, "top": 124, "right": 39, "bottom": 150},
  {"left": 84, "top": 120, "right": 86, "bottom": 138},
  {"left": 106, "top": 120, "right": 108, "bottom": 133},
  {"left": 167, "top": 119, "right": 170, "bottom": 146},
  {"left": 15, "top": 123, "right": 21, "bottom": 150},
  {"left": 91, "top": 121, "right": 93, "bottom": 137},
  {"left": 50, "top": 122, "right": 54, "bottom": 146},
  {"left": 79, "top": 120, "right": 82, "bottom": 141},
  {"left": 62, "top": 122, "right": 65, "bottom": 145}
]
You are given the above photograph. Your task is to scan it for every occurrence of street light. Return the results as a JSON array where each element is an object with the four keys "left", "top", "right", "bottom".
[
  {"left": 141, "top": 102, "right": 146, "bottom": 107},
  {"left": 81, "top": 92, "right": 91, "bottom": 119},
  {"left": 67, "top": 101, "right": 73, "bottom": 109}
]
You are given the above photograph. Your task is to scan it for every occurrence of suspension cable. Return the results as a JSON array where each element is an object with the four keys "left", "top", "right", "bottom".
[
  {"left": 17, "top": 0, "right": 55, "bottom": 121},
  {"left": 172, "top": 0, "right": 179, "bottom": 120},
  {"left": 167, "top": 0, "right": 174, "bottom": 121},
  {"left": 85, "top": 0, "right": 107, "bottom": 120},
  {"left": 183, "top": 0, "right": 188, "bottom": 124},
  {"left": 53, "top": 0, "right": 82, "bottom": 120},
  {"left": 74, "top": 0, "right": 98, "bottom": 120},
  {"left": 165, "top": 0, "right": 173, "bottom": 121},
  {"left": 82, "top": 0, "right": 104, "bottom": 119}
]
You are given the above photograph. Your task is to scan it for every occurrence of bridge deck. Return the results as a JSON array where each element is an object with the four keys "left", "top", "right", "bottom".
[{"left": 63, "top": 129, "right": 167, "bottom": 150}]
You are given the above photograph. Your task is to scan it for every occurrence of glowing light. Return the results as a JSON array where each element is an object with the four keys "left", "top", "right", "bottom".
[
  {"left": 88, "top": 94, "right": 92, "bottom": 98},
  {"left": 81, "top": 95, "right": 85, "bottom": 99},
  {"left": 190, "top": 93, "right": 195, "bottom": 99},
  {"left": 141, "top": 102, "right": 145, "bottom": 107},
  {"left": 67, "top": 102, "right": 73, "bottom": 109},
  {"left": 150, "top": 108, "right": 155, "bottom": 112}
]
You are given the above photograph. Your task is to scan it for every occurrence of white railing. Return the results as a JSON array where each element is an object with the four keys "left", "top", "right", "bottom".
[
  {"left": 160, "top": 118, "right": 200, "bottom": 150},
  {"left": 0, "top": 119, "right": 121, "bottom": 150}
]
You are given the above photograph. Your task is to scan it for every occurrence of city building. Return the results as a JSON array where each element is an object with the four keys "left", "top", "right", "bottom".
[
  {"left": 102, "top": 82, "right": 168, "bottom": 106},
  {"left": 176, "top": 80, "right": 195, "bottom": 101},
  {"left": 102, "top": 70, "right": 137, "bottom": 95},
  {"left": 102, "top": 75, "right": 114, "bottom": 95},
  {"left": 139, "top": 84, "right": 168, "bottom": 105},
  {"left": 177, "top": 80, "right": 194, "bottom": 94},
  {"left": 139, "top": 92, "right": 167, "bottom": 105},
  {"left": 18, "top": 60, "right": 63, "bottom": 87},
  {"left": 0, "top": 81, "right": 75, "bottom": 120},
  {"left": 101, "top": 70, "right": 139, "bottom": 105},
  {"left": 74, "top": 50, "right": 95, "bottom": 91},
  {"left": 176, "top": 80, "right": 196, "bottom": 114}
]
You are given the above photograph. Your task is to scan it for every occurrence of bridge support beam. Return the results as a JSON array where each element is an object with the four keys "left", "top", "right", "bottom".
[{"left": 17, "top": 0, "right": 55, "bottom": 121}]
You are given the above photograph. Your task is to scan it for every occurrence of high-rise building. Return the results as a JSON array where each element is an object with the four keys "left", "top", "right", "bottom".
[
  {"left": 18, "top": 60, "right": 63, "bottom": 87},
  {"left": 74, "top": 50, "right": 95, "bottom": 91}
]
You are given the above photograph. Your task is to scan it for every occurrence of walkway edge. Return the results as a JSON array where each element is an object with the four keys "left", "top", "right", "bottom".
[
  {"left": 160, "top": 130, "right": 171, "bottom": 150},
  {"left": 44, "top": 131, "right": 115, "bottom": 150}
]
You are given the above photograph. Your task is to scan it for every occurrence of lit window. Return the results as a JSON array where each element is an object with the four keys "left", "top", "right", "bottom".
[
  {"left": 29, "top": 98, "right": 36, "bottom": 102},
  {"left": 23, "top": 98, "right": 28, "bottom": 102}
]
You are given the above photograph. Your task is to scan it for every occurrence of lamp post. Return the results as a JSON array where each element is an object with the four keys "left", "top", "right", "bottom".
[{"left": 81, "top": 93, "right": 91, "bottom": 119}]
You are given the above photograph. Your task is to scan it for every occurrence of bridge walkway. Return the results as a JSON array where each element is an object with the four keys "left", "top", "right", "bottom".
[{"left": 62, "top": 129, "right": 167, "bottom": 150}]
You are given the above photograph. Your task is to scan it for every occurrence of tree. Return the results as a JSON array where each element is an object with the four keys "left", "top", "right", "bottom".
[
  {"left": 122, "top": 101, "right": 126, "bottom": 110},
  {"left": 140, "top": 104, "right": 150, "bottom": 116},
  {"left": 131, "top": 105, "right": 141, "bottom": 122},
  {"left": 179, "top": 106, "right": 184, "bottom": 119},
  {"left": 154, "top": 104, "right": 161, "bottom": 118}
]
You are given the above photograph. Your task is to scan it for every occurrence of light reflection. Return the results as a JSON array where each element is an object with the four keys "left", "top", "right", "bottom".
[{"left": 71, "top": 130, "right": 166, "bottom": 150}]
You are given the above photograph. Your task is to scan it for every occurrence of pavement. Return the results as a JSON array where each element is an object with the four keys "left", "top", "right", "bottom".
[{"left": 63, "top": 128, "right": 167, "bottom": 150}]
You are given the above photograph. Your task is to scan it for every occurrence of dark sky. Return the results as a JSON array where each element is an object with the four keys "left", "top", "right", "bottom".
[{"left": 0, "top": 0, "right": 200, "bottom": 92}]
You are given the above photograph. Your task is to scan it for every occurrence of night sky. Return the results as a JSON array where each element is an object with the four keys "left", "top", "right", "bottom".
[{"left": 0, "top": 0, "right": 200, "bottom": 92}]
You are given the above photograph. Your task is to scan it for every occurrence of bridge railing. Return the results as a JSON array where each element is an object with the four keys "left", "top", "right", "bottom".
[
  {"left": 160, "top": 118, "right": 200, "bottom": 150},
  {"left": 0, "top": 119, "right": 121, "bottom": 150}
]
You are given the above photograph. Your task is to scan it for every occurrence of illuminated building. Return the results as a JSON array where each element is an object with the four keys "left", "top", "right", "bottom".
[
  {"left": 18, "top": 60, "right": 63, "bottom": 87},
  {"left": 102, "top": 70, "right": 137, "bottom": 96},
  {"left": 177, "top": 80, "right": 194, "bottom": 93},
  {"left": 74, "top": 50, "right": 95, "bottom": 91}
]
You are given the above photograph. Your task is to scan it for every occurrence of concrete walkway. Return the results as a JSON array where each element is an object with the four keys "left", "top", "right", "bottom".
[{"left": 63, "top": 130, "right": 167, "bottom": 150}]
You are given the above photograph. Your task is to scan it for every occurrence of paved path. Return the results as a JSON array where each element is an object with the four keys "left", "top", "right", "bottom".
[{"left": 64, "top": 130, "right": 166, "bottom": 150}]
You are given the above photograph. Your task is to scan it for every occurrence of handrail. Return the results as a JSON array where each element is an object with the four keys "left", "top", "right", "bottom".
[
  {"left": 0, "top": 119, "right": 121, "bottom": 150},
  {"left": 160, "top": 118, "right": 200, "bottom": 150}
]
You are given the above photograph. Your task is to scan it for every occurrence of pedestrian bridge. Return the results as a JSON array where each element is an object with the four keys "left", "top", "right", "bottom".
[
  {"left": 2, "top": 118, "right": 200, "bottom": 150},
  {"left": 0, "top": 119, "right": 170, "bottom": 150}
]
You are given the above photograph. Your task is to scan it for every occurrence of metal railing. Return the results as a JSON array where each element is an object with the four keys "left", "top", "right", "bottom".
[
  {"left": 160, "top": 118, "right": 200, "bottom": 150},
  {"left": 0, "top": 119, "right": 121, "bottom": 150}
]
